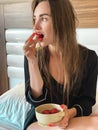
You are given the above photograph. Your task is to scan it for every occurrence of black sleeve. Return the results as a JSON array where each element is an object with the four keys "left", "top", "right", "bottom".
[
  {"left": 73, "top": 50, "right": 98, "bottom": 117},
  {"left": 24, "top": 56, "right": 30, "bottom": 102},
  {"left": 24, "top": 56, "right": 51, "bottom": 107}
]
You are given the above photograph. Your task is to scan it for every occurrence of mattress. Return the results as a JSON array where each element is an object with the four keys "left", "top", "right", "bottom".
[{"left": 0, "top": 120, "right": 20, "bottom": 130}]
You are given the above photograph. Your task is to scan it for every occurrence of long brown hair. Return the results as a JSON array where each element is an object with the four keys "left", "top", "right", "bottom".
[{"left": 32, "top": 0, "right": 86, "bottom": 104}]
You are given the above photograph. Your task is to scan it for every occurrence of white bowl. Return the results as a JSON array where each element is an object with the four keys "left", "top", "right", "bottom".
[{"left": 35, "top": 103, "right": 65, "bottom": 126}]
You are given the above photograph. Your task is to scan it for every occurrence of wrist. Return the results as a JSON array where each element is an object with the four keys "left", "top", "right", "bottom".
[
  {"left": 28, "top": 57, "right": 38, "bottom": 66},
  {"left": 68, "top": 107, "right": 77, "bottom": 119}
]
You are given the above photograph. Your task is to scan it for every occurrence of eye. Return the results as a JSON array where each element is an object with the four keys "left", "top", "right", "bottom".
[{"left": 41, "top": 17, "right": 48, "bottom": 22}]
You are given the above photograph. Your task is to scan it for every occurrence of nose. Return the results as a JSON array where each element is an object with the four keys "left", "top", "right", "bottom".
[{"left": 33, "top": 20, "right": 41, "bottom": 30}]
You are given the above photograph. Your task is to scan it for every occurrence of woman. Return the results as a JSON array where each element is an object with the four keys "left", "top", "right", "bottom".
[{"left": 23, "top": 0, "right": 98, "bottom": 130}]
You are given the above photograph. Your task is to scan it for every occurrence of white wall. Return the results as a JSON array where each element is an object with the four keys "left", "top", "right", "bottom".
[
  {"left": 76, "top": 28, "right": 98, "bottom": 55},
  {"left": 76, "top": 28, "right": 98, "bottom": 90}
]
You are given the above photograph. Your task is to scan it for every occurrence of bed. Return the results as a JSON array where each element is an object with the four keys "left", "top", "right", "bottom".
[
  {"left": 0, "top": 1, "right": 98, "bottom": 130},
  {"left": 0, "top": 83, "right": 98, "bottom": 130},
  {"left": 0, "top": 83, "right": 31, "bottom": 130}
]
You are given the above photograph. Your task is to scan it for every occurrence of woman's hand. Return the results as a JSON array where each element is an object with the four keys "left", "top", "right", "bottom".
[
  {"left": 53, "top": 105, "right": 70, "bottom": 129},
  {"left": 48, "top": 104, "right": 77, "bottom": 129},
  {"left": 23, "top": 33, "right": 40, "bottom": 63}
]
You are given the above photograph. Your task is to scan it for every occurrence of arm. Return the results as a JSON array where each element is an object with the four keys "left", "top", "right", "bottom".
[
  {"left": 24, "top": 56, "right": 51, "bottom": 107},
  {"left": 23, "top": 34, "right": 49, "bottom": 106},
  {"left": 28, "top": 59, "right": 43, "bottom": 98}
]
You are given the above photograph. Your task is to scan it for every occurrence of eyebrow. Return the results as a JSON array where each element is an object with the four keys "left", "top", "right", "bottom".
[{"left": 33, "top": 13, "right": 51, "bottom": 17}]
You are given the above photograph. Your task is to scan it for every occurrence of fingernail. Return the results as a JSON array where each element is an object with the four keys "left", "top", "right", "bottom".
[
  {"left": 48, "top": 123, "right": 54, "bottom": 127},
  {"left": 60, "top": 104, "right": 65, "bottom": 108}
]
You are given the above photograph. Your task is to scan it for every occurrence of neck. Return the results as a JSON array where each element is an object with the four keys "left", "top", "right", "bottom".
[
  {"left": 49, "top": 45, "right": 64, "bottom": 84},
  {"left": 48, "top": 44, "right": 60, "bottom": 57}
]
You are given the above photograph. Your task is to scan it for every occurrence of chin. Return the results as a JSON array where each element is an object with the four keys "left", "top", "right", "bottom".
[{"left": 40, "top": 42, "right": 48, "bottom": 47}]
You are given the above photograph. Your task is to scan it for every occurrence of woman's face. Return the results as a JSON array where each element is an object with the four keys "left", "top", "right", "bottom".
[{"left": 33, "top": 1, "right": 53, "bottom": 47}]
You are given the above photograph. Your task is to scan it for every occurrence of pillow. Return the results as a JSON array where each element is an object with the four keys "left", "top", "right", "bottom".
[{"left": 0, "top": 83, "right": 31, "bottom": 130}]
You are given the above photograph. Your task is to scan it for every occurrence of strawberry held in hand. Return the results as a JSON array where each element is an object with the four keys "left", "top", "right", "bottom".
[
  {"left": 29, "top": 33, "right": 44, "bottom": 43},
  {"left": 36, "top": 33, "right": 44, "bottom": 42}
]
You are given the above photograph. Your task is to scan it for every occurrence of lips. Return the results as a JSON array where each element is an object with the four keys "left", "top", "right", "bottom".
[
  {"left": 28, "top": 32, "right": 44, "bottom": 45},
  {"left": 36, "top": 33, "right": 44, "bottom": 42},
  {"left": 32, "top": 33, "right": 44, "bottom": 42}
]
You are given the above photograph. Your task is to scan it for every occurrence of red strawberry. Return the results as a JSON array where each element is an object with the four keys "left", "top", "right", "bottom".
[
  {"left": 42, "top": 108, "right": 60, "bottom": 114},
  {"left": 28, "top": 33, "right": 36, "bottom": 43},
  {"left": 28, "top": 33, "right": 44, "bottom": 43},
  {"left": 50, "top": 108, "right": 60, "bottom": 114},
  {"left": 42, "top": 110, "right": 50, "bottom": 114}
]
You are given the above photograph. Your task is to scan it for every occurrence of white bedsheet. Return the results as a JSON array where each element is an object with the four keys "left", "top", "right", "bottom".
[{"left": 0, "top": 120, "right": 20, "bottom": 130}]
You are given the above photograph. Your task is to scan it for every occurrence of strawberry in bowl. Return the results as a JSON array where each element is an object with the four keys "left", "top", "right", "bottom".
[
  {"left": 42, "top": 108, "right": 60, "bottom": 114},
  {"left": 35, "top": 103, "right": 65, "bottom": 126}
]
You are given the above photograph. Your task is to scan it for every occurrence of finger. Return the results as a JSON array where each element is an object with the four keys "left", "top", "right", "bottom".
[
  {"left": 60, "top": 104, "right": 67, "bottom": 110},
  {"left": 25, "top": 50, "right": 35, "bottom": 58},
  {"left": 60, "top": 104, "right": 68, "bottom": 116},
  {"left": 49, "top": 121, "right": 68, "bottom": 129},
  {"left": 59, "top": 123, "right": 68, "bottom": 129},
  {"left": 27, "top": 32, "right": 40, "bottom": 44},
  {"left": 25, "top": 38, "right": 36, "bottom": 48},
  {"left": 24, "top": 32, "right": 43, "bottom": 54},
  {"left": 23, "top": 39, "right": 36, "bottom": 53},
  {"left": 53, "top": 115, "right": 68, "bottom": 126},
  {"left": 50, "top": 105, "right": 68, "bottom": 128},
  {"left": 24, "top": 33, "right": 37, "bottom": 52},
  {"left": 54, "top": 119, "right": 68, "bottom": 129},
  {"left": 26, "top": 32, "right": 36, "bottom": 42}
]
